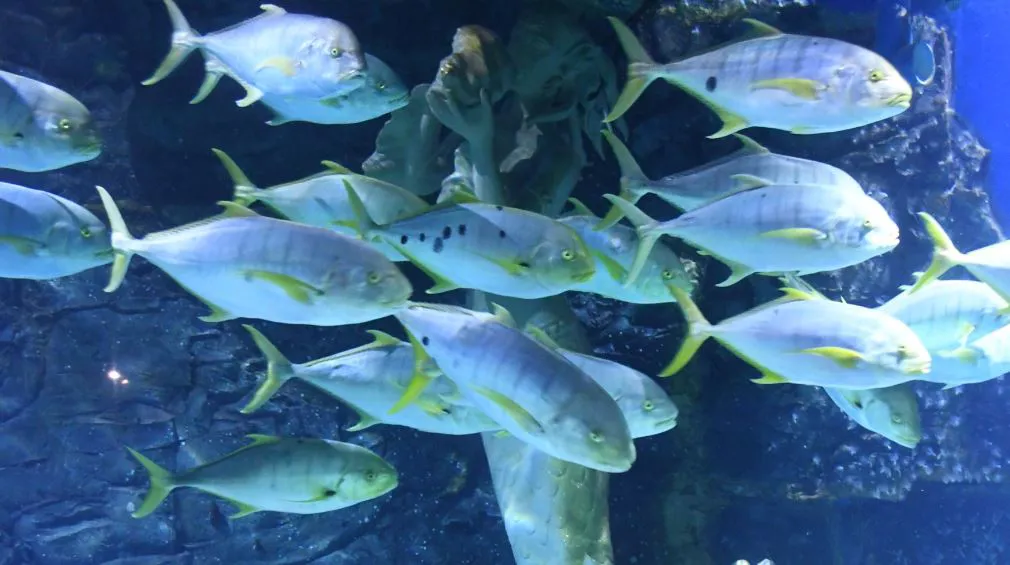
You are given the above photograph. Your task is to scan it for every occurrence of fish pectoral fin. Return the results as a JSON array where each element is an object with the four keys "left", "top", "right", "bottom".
[
  {"left": 751, "top": 78, "right": 824, "bottom": 100},
  {"left": 760, "top": 227, "right": 827, "bottom": 245},
  {"left": 592, "top": 250, "right": 628, "bottom": 283},
  {"left": 473, "top": 386, "right": 544, "bottom": 435},
  {"left": 416, "top": 398, "right": 450, "bottom": 416},
  {"left": 798, "top": 346, "right": 865, "bottom": 368},
  {"left": 0, "top": 235, "right": 43, "bottom": 255},
  {"left": 491, "top": 303, "right": 517, "bottom": 328},
  {"left": 751, "top": 371, "right": 790, "bottom": 385},
  {"left": 244, "top": 270, "right": 323, "bottom": 304},
  {"left": 730, "top": 173, "right": 775, "bottom": 190},
  {"left": 255, "top": 56, "right": 299, "bottom": 77},
  {"left": 484, "top": 255, "right": 530, "bottom": 277}
]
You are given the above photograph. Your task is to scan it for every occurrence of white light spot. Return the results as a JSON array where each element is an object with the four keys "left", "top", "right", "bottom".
[{"left": 107, "top": 369, "right": 122, "bottom": 382}]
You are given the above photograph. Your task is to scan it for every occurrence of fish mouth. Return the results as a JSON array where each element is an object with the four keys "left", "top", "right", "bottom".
[
  {"left": 572, "top": 268, "right": 596, "bottom": 283},
  {"left": 894, "top": 434, "right": 921, "bottom": 448},
  {"left": 655, "top": 416, "right": 678, "bottom": 428},
  {"left": 887, "top": 92, "right": 912, "bottom": 108},
  {"left": 94, "top": 248, "right": 115, "bottom": 259}
]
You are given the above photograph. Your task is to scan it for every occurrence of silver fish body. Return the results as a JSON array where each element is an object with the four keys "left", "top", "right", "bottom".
[
  {"left": 923, "top": 324, "right": 1010, "bottom": 388},
  {"left": 145, "top": 1, "right": 366, "bottom": 108},
  {"left": 0, "top": 181, "right": 110, "bottom": 279},
  {"left": 823, "top": 384, "right": 922, "bottom": 448},
  {"left": 395, "top": 303, "right": 636, "bottom": 472},
  {"left": 263, "top": 54, "right": 409, "bottom": 125},
  {"left": 0, "top": 70, "right": 101, "bottom": 172}
]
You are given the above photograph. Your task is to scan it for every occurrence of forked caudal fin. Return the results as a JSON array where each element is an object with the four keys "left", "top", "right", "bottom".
[
  {"left": 604, "top": 17, "right": 659, "bottom": 123},
  {"left": 907, "top": 212, "right": 964, "bottom": 294},
  {"left": 95, "top": 186, "right": 137, "bottom": 293},
  {"left": 212, "top": 148, "right": 261, "bottom": 207},
  {"left": 661, "top": 284, "right": 714, "bottom": 377},
  {"left": 126, "top": 447, "right": 178, "bottom": 518},
  {"left": 142, "top": 0, "right": 203, "bottom": 87},
  {"left": 598, "top": 194, "right": 660, "bottom": 287},
  {"left": 598, "top": 130, "right": 650, "bottom": 230},
  {"left": 240, "top": 325, "right": 297, "bottom": 414}
]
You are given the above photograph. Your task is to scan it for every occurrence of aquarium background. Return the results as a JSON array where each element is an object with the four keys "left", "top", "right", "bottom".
[{"left": 0, "top": 0, "right": 1006, "bottom": 564}]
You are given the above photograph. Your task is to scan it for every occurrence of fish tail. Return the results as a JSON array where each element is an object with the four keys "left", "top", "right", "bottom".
[
  {"left": 604, "top": 17, "right": 659, "bottom": 123},
  {"left": 142, "top": 0, "right": 203, "bottom": 87},
  {"left": 908, "top": 212, "right": 963, "bottom": 293},
  {"left": 598, "top": 130, "right": 649, "bottom": 229},
  {"left": 95, "top": 186, "right": 137, "bottom": 293},
  {"left": 240, "top": 325, "right": 296, "bottom": 414},
  {"left": 599, "top": 194, "right": 659, "bottom": 287},
  {"left": 661, "top": 284, "right": 714, "bottom": 377},
  {"left": 125, "top": 447, "right": 177, "bottom": 518},
  {"left": 388, "top": 325, "right": 435, "bottom": 415},
  {"left": 211, "top": 148, "right": 260, "bottom": 207}
]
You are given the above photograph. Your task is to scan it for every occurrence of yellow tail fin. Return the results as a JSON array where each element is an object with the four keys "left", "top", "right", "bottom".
[
  {"left": 126, "top": 447, "right": 177, "bottom": 518},
  {"left": 604, "top": 17, "right": 659, "bottom": 123},
  {"left": 661, "top": 284, "right": 714, "bottom": 377}
]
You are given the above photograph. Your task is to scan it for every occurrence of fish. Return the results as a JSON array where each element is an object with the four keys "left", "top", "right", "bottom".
[
  {"left": 263, "top": 54, "right": 410, "bottom": 125},
  {"left": 343, "top": 187, "right": 597, "bottom": 299},
  {"left": 597, "top": 130, "right": 864, "bottom": 228},
  {"left": 0, "top": 70, "right": 101, "bottom": 172},
  {"left": 94, "top": 185, "right": 412, "bottom": 326},
  {"left": 143, "top": 1, "right": 366, "bottom": 109},
  {"left": 823, "top": 384, "right": 922, "bottom": 448},
  {"left": 877, "top": 279, "right": 1010, "bottom": 352},
  {"left": 604, "top": 17, "right": 913, "bottom": 137},
  {"left": 664, "top": 284, "right": 932, "bottom": 389},
  {"left": 602, "top": 182, "right": 899, "bottom": 288},
  {"left": 126, "top": 434, "right": 398, "bottom": 518},
  {"left": 560, "top": 198, "right": 694, "bottom": 304},
  {"left": 240, "top": 325, "right": 501, "bottom": 435},
  {"left": 525, "top": 325, "right": 679, "bottom": 439},
  {"left": 924, "top": 324, "right": 1010, "bottom": 388},
  {"left": 909, "top": 212, "right": 1010, "bottom": 306},
  {"left": 213, "top": 148, "right": 427, "bottom": 261},
  {"left": 392, "top": 302, "right": 636, "bottom": 472},
  {"left": 0, "top": 181, "right": 111, "bottom": 279}
]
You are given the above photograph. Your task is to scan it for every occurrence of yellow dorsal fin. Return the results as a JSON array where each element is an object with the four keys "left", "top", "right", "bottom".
[
  {"left": 245, "top": 434, "right": 281, "bottom": 446},
  {"left": 321, "top": 160, "right": 354, "bottom": 174},
  {"left": 741, "top": 18, "right": 783, "bottom": 38},
  {"left": 366, "top": 329, "right": 403, "bottom": 347},
  {"left": 491, "top": 303, "right": 516, "bottom": 328},
  {"left": 524, "top": 325, "right": 561, "bottom": 350},
  {"left": 566, "top": 197, "right": 595, "bottom": 217},
  {"left": 216, "top": 201, "right": 259, "bottom": 218}
]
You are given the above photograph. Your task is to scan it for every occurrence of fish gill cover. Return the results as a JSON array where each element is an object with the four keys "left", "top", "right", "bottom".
[{"left": 0, "top": 0, "right": 1003, "bottom": 564}]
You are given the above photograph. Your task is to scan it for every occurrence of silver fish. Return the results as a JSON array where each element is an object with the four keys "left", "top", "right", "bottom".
[
  {"left": 0, "top": 181, "right": 110, "bottom": 279},
  {"left": 0, "top": 70, "right": 101, "bottom": 172},
  {"left": 605, "top": 17, "right": 912, "bottom": 137},
  {"left": 823, "top": 384, "right": 922, "bottom": 448},
  {"left": 144, "top": 1, "right": 366, "bottom": 109}
]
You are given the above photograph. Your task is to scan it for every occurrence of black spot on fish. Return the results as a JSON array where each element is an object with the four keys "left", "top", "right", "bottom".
[
  {"left": 323, "top": 489, "right": 337, "bottom": 497},
  {"left": 422, "top": 336, "right": 430, "bottom": 346},
  {"left": 400, "top": 235, "right": 409, "bottom": 245},
  {"left": 518, "top": 261, "right": 530, "bottom": 269},
  {"left": 12, "top": 132, "right": 23, "bottom": 140},
  {"left": 495, "top": 205, "right": 504, "bottom": 211},
  {"left": 419, "top": 233, "right": 427, "bottom": 242},
  {"left": 442, "top": 226, "right": 452, "bottom": 239},
  {"left": 706, "top": 76, "right": 717, "bottom": 92},
  {"left": 433, "top": 237, "right": 444, "bottom": 253},
  {"left": 458, "top": 224, "right": 467, "bottom": 236},
  {"left": 499, "top": 230, "right": 507, "bottom": 238}
]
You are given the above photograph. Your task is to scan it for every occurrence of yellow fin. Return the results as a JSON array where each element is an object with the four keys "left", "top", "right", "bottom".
[
  {"left": 416, "top": 398, "right": 450, "bottom": 416},
  {"left": 388, "top": 327, "right": 435, "bottom": 415},
  {"left": 908, "top": 212, "right": 962, "bottom": 294},
  {"left": 197, "top": 301, "right": 235, "bottom": 323},
  {"left": 799, "top": 346, "right": 865, "bottom": 369},
  {"left": 955, "top": 322, "right": 976, "bottom": 347},
  {"left": 706, "top": 106, "right": 750, "bottom": 139},
  {"left": 0, "top": 235, "right": 42, "bottom": 255},
  {"left": 714, "top": 259, "right": 754, "bottom": 288},
  {"left": 491, "top": 303, "right": 516, "bottom": 328},
  {"left": 940, "top": 346, "right": 979, "bottom": 363},
  {"left": 730, "top": 173, "right": 774, "bottom": 190},
  {"left": 751, "top": 78, "right": 823, "bottom": 100},
  {"left": 473, "top": 386, "right": 544, "bottom": 435},
  {"left": 245, "top": 433, "right": 281, "bottom": 447},
  {"left": 255, "top": 56, "right": 298, "bottom": 77},
  {"left": 484, "top": 255, "right": 530, "bottom": 277},
  {"left": 779, "top": 287, "right": 817, "bottom": 301},
  {"left": 226, "top": 499, "right": 260, "bottom": 520},
  {"left": 566, "top": 197, "right": 596, "bottom": 217},
  {"left": 732, "top": 133, "right": 769, "bottom": 154},
  {"left": 660, "top": 284, "right": 713, "bottom": 377},
  {"left": 604, "top": 18, "right": 658, "bottom": 123},
  {"left": 365, "top": 329, "right": 403, "bottom": 347},
  {"left": 524, "top": 325, "right": 562, "bottom": 350},
  {"left": 346, "top": 411, "right": 380, "bottom": 432},
  {"left": 389, "top": 242, "right": 459, "bottom": 294},
  {"left": 321, "top": 160, "right": 354, "bottom": 174},
  {"left": 751, "top": 372, "right": 790, "bottom": 385},
  {"left": 244, "top": 270, "right": 323, "bottom": 304},
  {"left": 593, "top": 250, "right": 628, "bottom": 283},
  {"left": 740, "top": 18, "right": 783, "bottom": 37},
  {"left": 760, "top": 227, "right": 826, "bottom": 245},
  {"left": 493, "top": 430, "right": 511, "bottom": 438},
  {"left": 216, "top": 201, "right": 259, "bottom": 218}
]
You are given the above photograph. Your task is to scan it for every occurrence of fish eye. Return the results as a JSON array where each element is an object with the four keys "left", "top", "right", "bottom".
[
  {"left": 80, "top": 227, "right": 92, "bottom": 238},
  {"left": 661, "top": 269, "right": 674, "bottom": 280},
  {"left": 58, "top": 118, "right": 72, "bottom": 132},
  {"left": 365, "top": 470, "right": 376, "bottom": 482},
  {"left": 891, "top": 415, "right": 904, "bottom": 425},
  {"left": 329, "top": 47, "right": 342, "bottom": 58},
  {"left": 868, "top": 69, "right": 886, "bottom": 83},
  {"left": 862, "top": 219, "right": 874, "bottom": 228},
  {"left": 323, "top": 488, "right": 337, "bottom": 497},
  {"left": 561, "top": 249, "right": 575, "bottom": 261},
  {"left": 642, "top": 400, "right": 655, "bottom": 412},
  {"left": 375, "top": 80, "right": 386, "bottom": 91},
  {"left": 367, "top": 271, "right": 381, "bottom": 284},
  {"left": 589, "top": 431, "right": 604, "bottom": 443}
]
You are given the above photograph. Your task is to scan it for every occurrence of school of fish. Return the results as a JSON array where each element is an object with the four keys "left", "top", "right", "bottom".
[{"left": 1, "top": 0, "right": 989, "bottom": 552}]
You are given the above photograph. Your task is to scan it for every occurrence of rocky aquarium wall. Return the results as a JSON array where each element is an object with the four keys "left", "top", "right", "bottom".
[{"left": 0, "top": 0, "right": 1005, "bottom": 564}]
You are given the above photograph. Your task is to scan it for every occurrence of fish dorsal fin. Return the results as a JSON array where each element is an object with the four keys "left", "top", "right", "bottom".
[
  {"left": 366, "top": 329, "right": 403, "bottom": 347},
  {"left": 259, "top": 4, "right": 287, "bottom": 16},
  {"left": 490, "top": 303, "right": 516, "bottom": 327},
  {"left": 740, "top": 18, "right": 784, "bottom": 38},
  {"left": 731, "top": 133, "right": 770, "bottom": 154},
  {"left": 566, "top": 197, "right": 596, "bottom": 218},
  {"left": 321, "top": 160, "right": 354, "bottom": 174},
  {"left": 217, "top": 201, "right": 260, "bottom": 218},
  {"left": 245, "top": 433, "right": 281, "bottom": 446},
  {"left": 523, "top": 325, "right": 561, "bottom": 350}
]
